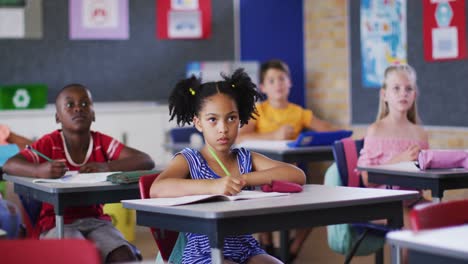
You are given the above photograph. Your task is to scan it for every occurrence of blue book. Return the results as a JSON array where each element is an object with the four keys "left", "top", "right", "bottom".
[{"left": 287, "top": 130, "right": 353, "bottom": 147}]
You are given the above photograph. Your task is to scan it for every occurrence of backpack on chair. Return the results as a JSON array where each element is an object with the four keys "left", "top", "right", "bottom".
[{"left": 325, "top": 138, "right": 386, "bottom": 263}]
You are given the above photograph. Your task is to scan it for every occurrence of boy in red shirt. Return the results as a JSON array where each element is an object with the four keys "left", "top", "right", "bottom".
[{"left": 4, "top": 84, "right": 155, "bottom": 262}]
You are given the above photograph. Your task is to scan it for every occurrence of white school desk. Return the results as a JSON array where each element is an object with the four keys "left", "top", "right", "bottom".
[
  {"left": 165, "top": 142, "right": 334, "bottom": 261},
  {"left": 123, "top": 184, "right": 418, "bottom": 264},
  {"left": 358, "top": 164, "right": 468, "bottom": 202},
  {"left": 4, "top": 174, "right": 141, "bottom": 239},
  {"left": 387, "top": 225, "right": 468, "bottom": 264}
]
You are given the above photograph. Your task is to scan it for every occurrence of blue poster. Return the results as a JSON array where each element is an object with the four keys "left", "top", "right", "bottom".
[{"left": 361, "top": 0, "right": 407, "bottom": 88}]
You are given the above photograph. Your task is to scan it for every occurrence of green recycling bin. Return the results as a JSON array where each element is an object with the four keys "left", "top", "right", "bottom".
[{"left": 0, "top": 84, "right": 47, "bottom": 110}]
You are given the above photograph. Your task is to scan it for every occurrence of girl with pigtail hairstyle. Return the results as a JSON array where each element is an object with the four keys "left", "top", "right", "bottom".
[
  {"left": 152, "top": 68, "right": 305, "bottom": 264},
  {"left": 169, "top": 68, "right": 261, "bottom": 127}
]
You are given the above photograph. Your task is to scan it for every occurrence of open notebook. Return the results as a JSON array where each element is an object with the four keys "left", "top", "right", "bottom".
[
  {"left": 32, "top": 171, "right": 119, "bottom": 184},
  {"left": 122, "top": 190, "right": 289, "bottom": 207}
]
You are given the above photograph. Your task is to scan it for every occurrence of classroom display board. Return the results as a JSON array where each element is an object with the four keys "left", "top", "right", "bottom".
[
  {"left": 350, "top": 0, "right": 468, "bottom": 127},
  {"left": 0, "top": 1, "right": 234, "bottom": 104}
]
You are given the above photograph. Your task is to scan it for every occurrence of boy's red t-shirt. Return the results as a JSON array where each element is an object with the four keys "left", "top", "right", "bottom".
[{"left": 19, "top": 129, "right": 124, "bottom": 236}]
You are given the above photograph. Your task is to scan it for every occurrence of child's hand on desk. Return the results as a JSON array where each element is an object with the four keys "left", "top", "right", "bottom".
[
  {"left": 36, "top": 159, "right": 68, "bottom": 178},
  {"left": 274, "top": 125, "right": 294, "bottom": 140},
  {"left": 79, "top": 162, "right": 110, "bottom": 173},
  {"left": 211, "top": 175, "right": 246, "bottom": 196}
]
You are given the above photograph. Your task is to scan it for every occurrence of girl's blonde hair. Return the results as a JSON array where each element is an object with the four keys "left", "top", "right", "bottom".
[{"left": 376, "top": 64, "right": 421, "bottom": 124}]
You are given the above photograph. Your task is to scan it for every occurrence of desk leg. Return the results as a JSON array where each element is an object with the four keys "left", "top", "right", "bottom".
[
  {"left": 56, "top": 215, "right": 64, "bottom": 239},
  {"left": 391, "top": 244, "right": 401, "bottom": 264},
  {"left": 209, "top": 235, "right": 224, "bottom": 264},
  {"left": 279, "top": 230, "right": 290, "bottom": 262},
  {"left": 211, "top": 248, "right": 223, "bottom": 264}
]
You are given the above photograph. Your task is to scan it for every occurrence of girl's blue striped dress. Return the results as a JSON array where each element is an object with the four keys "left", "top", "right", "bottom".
[{"left": 179, "top": 147, "right": 266, "bottom": 264}]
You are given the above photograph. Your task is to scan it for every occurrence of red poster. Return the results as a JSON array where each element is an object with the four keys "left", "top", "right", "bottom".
[
  {"left": 156, "top": 0, "right": 211, "bottom": 39},
  {"left": 423, "top": 0, "right": 467, "bottom": 61}
]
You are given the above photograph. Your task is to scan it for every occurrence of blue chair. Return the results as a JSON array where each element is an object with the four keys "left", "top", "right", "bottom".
[
  {"left": 169, "top": 127, "right": 203, "bottom": 144},
  {"left": 333, "top": 139, "right": 365, "bottom": 187},
  {"left": 331, "top": 138, "right": 390, "bottom": 264},
  {"left": 168, "top": 127, "right": 204, "bottom": 154}
]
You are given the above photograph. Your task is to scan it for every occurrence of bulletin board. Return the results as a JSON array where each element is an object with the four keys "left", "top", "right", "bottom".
[
  {"left": 0, "top": 0, "right": 234, "bottom": 103},
  {"left": 350, "top": 0, "right": 468, "bottom": 127}
]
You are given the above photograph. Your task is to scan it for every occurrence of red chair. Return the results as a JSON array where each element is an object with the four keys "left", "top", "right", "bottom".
[
  {"left": 139, "top": 173, "right": 179, "bottom": 261},
  {"left": 410, "top": 199, "right": 468, "bottom": 231},
  {"left": 0, "top": 239, "right": 100, "bottom": 264}
]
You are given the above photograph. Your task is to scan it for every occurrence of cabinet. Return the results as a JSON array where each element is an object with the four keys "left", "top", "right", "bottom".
[{"left": 0, "top": 102, "right": 175, "bottom": 166}]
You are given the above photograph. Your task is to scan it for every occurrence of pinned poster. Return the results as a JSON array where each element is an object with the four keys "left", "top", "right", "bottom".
[
  {"left": 157, "top": 0, "right": 211, "bottom": 39},
  {"left": 360, "top": 0, "right": 407, "bottom": 88},
  {"left": 423, "top": 0, "right": 467, "bottom": 61},
  {"left": 0, "top": 0, "right": 43, "bottom": 39},
  {"left": 69, "top": 0, "right": 129, "bottom": 40}
]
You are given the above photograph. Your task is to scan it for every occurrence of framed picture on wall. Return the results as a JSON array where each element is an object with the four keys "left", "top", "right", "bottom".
[{"left": 69, "top": 0, "right": 129, "bottom": 40}]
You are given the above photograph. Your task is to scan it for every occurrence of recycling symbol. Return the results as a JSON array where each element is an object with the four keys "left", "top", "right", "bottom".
[{"left": 12, "top": 89, "right": 31, "bottom": 108}]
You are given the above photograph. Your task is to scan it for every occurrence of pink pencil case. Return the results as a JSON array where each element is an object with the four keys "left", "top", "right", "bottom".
[
  {"left": 418, "top": 149, "right": 468, "bottom": 170},
  {"left": 261, "top": 180, "right": 303, "bottom": 193}
]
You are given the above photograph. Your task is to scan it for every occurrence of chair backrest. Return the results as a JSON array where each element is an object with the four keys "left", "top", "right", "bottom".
[
  {"left": 139, "top": 173, "right": 179, "bottom": 261},
  {"left": 332, "top": 138, "right": 364, "bottom": 187},
  {"left": 410, "top": 199, "right": 468, "bottom": 231},
  {"left": 169, "top": 127, "right": 203, "bottom": 143},
  {"left": 0, "top": 239, "right": 101, "bottom": 264}
]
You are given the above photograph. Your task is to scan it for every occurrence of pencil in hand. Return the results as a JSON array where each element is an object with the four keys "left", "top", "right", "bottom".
[
  {"left": 208, "top": 146, "right": 231, "bottom": 177},
  {"left": 26, "top": 145, "right": 53, "bottom": 162}
]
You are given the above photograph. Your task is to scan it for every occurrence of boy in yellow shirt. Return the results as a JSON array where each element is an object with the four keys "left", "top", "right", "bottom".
[
  {"left": 238, "top": 59, "right": 337, "bottom": 261},
  {"left": 238, "top": 59, "right": 336, "bottom": 142}
]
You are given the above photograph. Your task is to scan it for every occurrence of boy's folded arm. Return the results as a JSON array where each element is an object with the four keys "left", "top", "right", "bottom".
[
  {"left": 238, "top": 130, "right": 288, "bottom": 142},
  {"left": 308, "top": 117, "right": 339, "bottom": 132},
  {"left": 237, "top": 120, "right": 280, "bottom": 142},
  {"left": 109, "top": 146, "right": 155, "bottom": 171}
]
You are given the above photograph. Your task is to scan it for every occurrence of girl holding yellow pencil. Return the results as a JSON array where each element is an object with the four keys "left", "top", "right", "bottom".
[{"left": 150, "top": 69, "right": 305, "bottom": 264}]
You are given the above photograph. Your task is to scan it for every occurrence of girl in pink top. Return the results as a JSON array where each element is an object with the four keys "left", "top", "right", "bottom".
[{"left": 358, "top": 64, "right": 429, "bottom": 188}]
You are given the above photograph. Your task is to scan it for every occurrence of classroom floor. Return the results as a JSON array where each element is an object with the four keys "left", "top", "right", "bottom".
[{"left": 132, "top": 225, "right": 390, "bottom": 264}]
